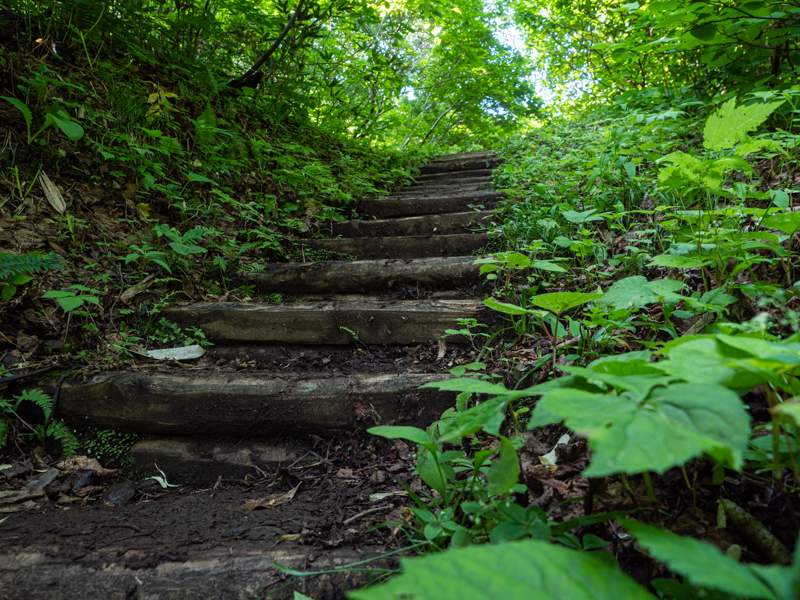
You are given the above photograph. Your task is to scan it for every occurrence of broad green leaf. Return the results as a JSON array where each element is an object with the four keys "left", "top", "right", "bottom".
[
  {"left": 529, "top": 291, "right": 602, "bottom": 315},
  {"left": 530, "top": 383, "right": 750, "bottom": 476},
  {"left": 624, "top": 520, "right": 788, "bottom": 599},
  {"left": 562, "top": 209, "right": 604, "bottom": 224},
  {"left": 422, "top": 377, "right": 512, "bottom": 396},
  {"left": 1, "top": 95, "right": 32, "bottom": 139},
  {"left": 57, "top": 296, "right": 85, "bottom": 312},
  {"left": 598, "top": 276, "right": 685, "bottom": 310},
  {"left": 483, "top": 297, "right": 529, "bottom": 315},
  {"left": 416, "top": 447, "right": 451, "bottom": 497},
  {"left": 775, "top": 402, "right": 800, "bottom": 426},
  {"left": 649, "top": 254, "right": 711, "bottom": 269},
  {"left": 437, "top": 396, "right": 509, "bottom": 442},
  {"left": 186, "top": 171, "right": 216, "bottom": 184},
  {"left": 487, "top": 437, "right": 519, "bottom": 496},
  {"left": 1, "top": 284, "right": 16, "bottom": 301},
  {"left": 169, "top": 242, "right": 206, "bottom": 255},
  {"left": 689, "top": 23, "right": 717, "bottom": 41},
  {"left": 762, "top": 212, "right": 800, "bottom": 235},
  {"left": 368, "top": 426, "right": 435, "bottom": 451},
  {"left": 45, "top": 110, "right": 84, "bottom": 141},
  {"left": 660, "top": 337, "right": 784, "bottom": 391},
  {"left": 703, "top": 98, "right": 784, "bottom": 151},
  {"left": 349, "top": 538, "right": 655, "bottom": 600},
  {"left": 531, "top": 259, "right": 567, "bottom": 273}
]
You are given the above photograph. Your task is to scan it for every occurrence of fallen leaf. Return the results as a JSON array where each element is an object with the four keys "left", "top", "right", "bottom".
[
  {"left": 369, "top": 490, "right": 407, "bottom": 502},
  {"left": 244, "top": 483, "right": 300, "bottom": 510},
  {"left": 144, "top": 344, "right": 205, "bottom": 361},
  {"left": 39, "top": 171, "right": 66, "bottom": 213},
  {"left": 279, "top": 533, "right": 302, "bottom": 542},
  {"left": 539, "top": 434, "right": 570, "bottom": 473},
  {"left": 56, "top": 456, "right": 117, "bottom": 478}
]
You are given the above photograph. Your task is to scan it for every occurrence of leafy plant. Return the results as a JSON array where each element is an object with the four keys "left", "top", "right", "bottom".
[
  {"left": 43, "top": 284, "right": 101, "bottom": 313},
  {"left": 0, "top": 251, "right": 61, "bottom": 300},
  {"left": 0, "top": 388, "right": 78, "bottom": 456}
]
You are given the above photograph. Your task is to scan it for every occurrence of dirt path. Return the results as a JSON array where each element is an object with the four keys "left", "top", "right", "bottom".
[{"left": 0, "top": 152, "right": 501, "bottom": 599}]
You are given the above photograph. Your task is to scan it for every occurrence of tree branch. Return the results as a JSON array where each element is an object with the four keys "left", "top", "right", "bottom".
[{"left": 228, "top": 0, "right": 306, "bottom": 89}]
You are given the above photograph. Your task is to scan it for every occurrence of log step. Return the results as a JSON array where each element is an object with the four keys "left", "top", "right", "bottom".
[
  {"left": 420, "top": 153, "right": 501, "bottom": 174},
  {"left": 414, "top": 167, "right": 493, "bottom": 182},
  {"left": 310, "top": 233, "right": 489, "bottom": 259},
  {"left": 60, "top": 371, "right": 452, "bottom": 435},
  {"left": 332, "top": 211, "right": 494, "bottom": 237},
  {"left": 397, "top": 179, "right": 492, "bottom": 195},
  {"left": 132, "top": 437, "right": 304, "bottom": 484},
  {"left": 359, "top": 191, "right": 503, "bottom": 218},
  {"left": 245, "top": 256, "right": 479, "bottom": 294},
  {"left": 164, "top": 298, "right": 482, "bottom": 344}
]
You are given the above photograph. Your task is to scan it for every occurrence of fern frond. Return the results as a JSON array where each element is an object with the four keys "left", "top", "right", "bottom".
[
  {"left": 47, "top": 420, "right": 79, "bottom": 457},
  {"left": 16, "top": 388, "right": 54, "bottom": 420},
  {"left": 0, "top": 252, "right": 62, "bottom": 280}
]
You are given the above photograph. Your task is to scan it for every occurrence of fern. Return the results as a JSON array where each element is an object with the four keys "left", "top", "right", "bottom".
[
  {"left": 0, "top": 418, "right": 7, "bottom": 449},
  {"left": 0, "top": 252, "right": 62, "bottom": 280},
  {"left": 46, "top": 421, "right": 79, "bottom": 457},
  {"left": 16, "top": 388, "right": 55, "bottom": 420}
]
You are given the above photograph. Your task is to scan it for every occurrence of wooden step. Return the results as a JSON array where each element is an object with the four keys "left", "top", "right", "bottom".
[
  {"left": 1, "top": 545, "right": 385, "bottom": 599},
  {"left": 414, "top": 167, "right": 493, "bottom": 182},
  {"left": 310, "top": 233, "right": 489, "bottom": 259},
  {"left": 420, "top": 154, "right": 501, "bottom": 174},
  {"left": 245, "top": 256, "right": 479, "bottom": 294},
  {"left": 132, "top": 437, "right": 304, "bottom": 484},
  {"left": 60, "top": 371, "right": 452, "bottom": 435},
  {"left": 332, "top": 211, "right": 494, "bottom": 237},
  {"left": 164, "top": 298, "right": 482, "bottom": 344},
  {"left": 398, "top": 178, "right": 492, "bottom": 194},
  {"left": 359, "top": 190, "right": 503, "bottom": 218}
]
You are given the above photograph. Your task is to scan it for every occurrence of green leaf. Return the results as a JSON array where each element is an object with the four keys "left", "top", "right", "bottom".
[
  {"left": 349, "top": 538, "right": 655, "bottom": 600},
  {"left": 529, "top": 291, "right": 602, "bottom": 315},
  {"left": 531, "top": 259, "right": 567, "bottom": 273},
  {"left": 45, "top": 110, "right": 84, "bottom": 141},
  {"left": 437, "top": 396, "right": 509, "bottom": 442},
  {"left": 624, "top": 520, "right": 790, "bottom": 599},
  {"left": 648, "top": 254, "right": 711, "bottom": 269},
  {"left": 186, "top": 171, "right": 216, "bottom": 184},
  {"left": 484, "top": 297, "right": 529, "bottom": 315},
  {"left": 774, "top": 402, "right": 800, "bottom": 426},
  {"left": 368, "top": 426, "right": 435, "bottom": 451},
  {"left": 1, "top": 284, "right": 17, "bottom": 301},
  {"left": 530, "top": 383, "right": 750, "bottom": 476},
  {"left": 487, "top": 436, "right": 520, "bottom": 496},
  {"left": 416, "top": 447, "right": 451, "bottom": 497},
  {"left": 689, "top": 22, "right": 717, "bottom": 41},
  {"left": 56, "top": 296, "right": 85, "bottom": 312},
  {"left": 598, "top": 276, "right": 685, "bottom": 310},
  {"left": 703, "top": 98, "right": 784, "bottom": 151},
  {"left": 762, "top": 212, "right": 800, "bottom": 235},
  {"left": 0, "top": 95, "right": 33, "bottom": 140},
  {"left": 169, "top": 242, "right": 206, "bottom": 256}
]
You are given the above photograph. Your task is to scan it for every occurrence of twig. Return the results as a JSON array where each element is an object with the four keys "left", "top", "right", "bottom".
[
  {"left": 342, "top": 503, "right": 393, "bottom": 526},
  {"left": 720, "top": 499, "right": 791, "bottom": 564}
]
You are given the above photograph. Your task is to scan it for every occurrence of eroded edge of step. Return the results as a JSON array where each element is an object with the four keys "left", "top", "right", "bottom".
[
  {"left": 244, "top": 255, "right": 480, "bottom": 294},
  {"left": 60, "top": 371, "right": 454, "bottom": 435},
  {"left": 164, "top": 298, "right": 482, "bottom": 344},
  {"left": 309, "top": 233, "right": 489, "bottom": 260},
  {"left": 414, "top": 167, "right": 493, "bottom": 182},
  {"left": 130, "top": 437, "right": 305, "bottom": 484},
  {"left": 1, "top": 545, "right": 384, "bottom": 600}
]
